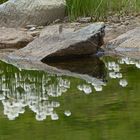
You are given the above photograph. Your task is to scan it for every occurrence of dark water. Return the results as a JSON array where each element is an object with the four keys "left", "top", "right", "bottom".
[{"left": 0, "top": 56, "right": 140, "bottom": 140}]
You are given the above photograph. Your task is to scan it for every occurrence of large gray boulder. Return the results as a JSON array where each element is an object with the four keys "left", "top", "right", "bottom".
[
  {"left": 0, "top": 0, "right": 66, "bottom": 27},
  {"left": 0, "top": 27, "right": 33, "bottom": 49},
  {"left": 9, "top": 23, "right": 105, "bottom": 61},
  {"left": 107, "top": 27, "right": 140, "bottom": 59}
]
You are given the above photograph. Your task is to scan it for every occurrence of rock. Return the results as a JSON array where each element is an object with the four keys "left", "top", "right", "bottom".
[
  {"left": 106, "top": 27, "right": 140, "bottom": 59},
  {"left": 53, "top": 19, "right": 62, "bottom": 24},
  {"left": 0, "top": 27, "right": 34, "bottom": 49},
  {"left": 77, "top": 17, "right": 92, "bottom": 23},
  {"left": 36, "top": 26, "right": 44, "bottom": 30},
  {"left": 28, "top": 31, "right": 41, "bottom": 37},
  {"left": 25, "top": 25, "right": 37, "bottom": 29},
  {"left": 108, "top": 15, "right": 120, "bottom": 23},
  {"left": 0, "top": 0, "right": 66, "bottom": 27},
  {"left": 39, "top": 24, "right": 75, "bottom": 37},
  {"left": 123, "top": 21, "right": 129, "bottom": 26},
  {"left": 9, "top": 23, "right": 105, "bottom": 61},
  {"left": 29, "top": 27, "right": 36, "bottom": 31}
]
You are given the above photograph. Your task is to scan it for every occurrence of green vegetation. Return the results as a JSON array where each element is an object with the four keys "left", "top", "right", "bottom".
[
  {"left": 66, "top": 0, "right": 140, "bottom": 20},
  {"left": 0, "top": 0, "right": 7, "bottom": 4}
]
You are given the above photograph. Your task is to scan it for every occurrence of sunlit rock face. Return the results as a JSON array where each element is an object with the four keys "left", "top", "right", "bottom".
[{"left": 0, "top": 0, "right": 66, "bottom": 27}]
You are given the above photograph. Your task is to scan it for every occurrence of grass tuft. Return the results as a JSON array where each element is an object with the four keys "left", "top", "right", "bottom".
[{"left": 66, "top": 0, "right": 140, "bottom": 20}]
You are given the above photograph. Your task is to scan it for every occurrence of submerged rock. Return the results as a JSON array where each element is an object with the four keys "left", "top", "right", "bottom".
[
  {"left": 106, "top": 27, "right": 140, "bottom": 59},
  {"left": 0, "top": 0, "right": 66, "bottom": 27},
  {"left": 10, "top": 23, "right": 105, "bottom": 61},
  {"left": 0, "top": 27, "right": 33, "bottom": 49}
]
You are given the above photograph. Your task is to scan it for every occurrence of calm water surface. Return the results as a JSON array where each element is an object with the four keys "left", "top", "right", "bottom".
[{"left": 0, "top": 56, "right": 140, "bottom": 140}]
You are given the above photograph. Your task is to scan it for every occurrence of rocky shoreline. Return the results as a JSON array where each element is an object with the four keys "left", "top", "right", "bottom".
[
  {"left": 1, "top": 15, "right": 140, "bottom": 58},
  {"left": 0, "top": 0, "right": 140, "bottom": 67}
]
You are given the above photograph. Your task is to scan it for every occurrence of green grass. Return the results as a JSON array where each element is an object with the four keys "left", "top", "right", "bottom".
[{"left": 66, "top": 0, "right": 140, "bottom": 20}]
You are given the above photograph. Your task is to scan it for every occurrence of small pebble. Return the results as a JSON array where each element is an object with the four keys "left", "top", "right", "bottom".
[{"left": 29, "top": 27, "right": 36, "bottom": 31}]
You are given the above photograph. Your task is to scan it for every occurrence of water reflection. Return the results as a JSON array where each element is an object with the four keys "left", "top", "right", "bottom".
[
  {"left": 0, "top": 62, "right": 72, "bottom": 121},
  {"left": 0, "top": 76, "right": 70, "bottom": 121},
  {"left": 0, "top": 56, "right": 140, "bottom": 121},
  {"left": 77, "top": 84, "right": 92, "bottom": 94},
  {"left": 105, "top": 57, "right": 140, "bottom": 88},
  {"left": 119, "top": 57, "right": 140, "bottom": 68},
  {"left": 46, "top": 56, "right": 106, "bottom": 79},
  {"left": 0, "top": 58, "right": 106, "bottom": 121}
]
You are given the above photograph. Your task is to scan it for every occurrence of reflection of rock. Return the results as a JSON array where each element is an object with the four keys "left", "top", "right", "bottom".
[
  {"left": 0, "top": 52, "right": 106, "bottom": 90},
  {"left": 10, "top": 23, "right": 105, "bottom": 61},
  {"left": 45, "top": 56, "right": 106, "bottom": 80},
  {"left": 0, "top": 0, "right": 66, "bottom": 27},
  {"left": 107, "top": 28, "right": 140, "bottom": 59},
  {"left": 0, "top": 28, "right": 33, "bottom": 49}
]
